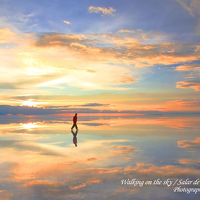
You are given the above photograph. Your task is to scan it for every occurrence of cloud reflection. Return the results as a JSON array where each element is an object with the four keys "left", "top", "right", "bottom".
[
  {"left": 20, "top": 122, "right": 42, "bottom": 130},
  {"left": 0, "top": 117, "right": 199, "bottom": 200}
]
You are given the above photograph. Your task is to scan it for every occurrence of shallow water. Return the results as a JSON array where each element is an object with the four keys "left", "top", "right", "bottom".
[{"left": 0, "top": 115, "right": 200, "bottom": 200}]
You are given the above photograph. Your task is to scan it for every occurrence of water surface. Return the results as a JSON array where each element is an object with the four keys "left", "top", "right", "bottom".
[{"left": 0, "top": 115, "right": 199, "bottom": 200}]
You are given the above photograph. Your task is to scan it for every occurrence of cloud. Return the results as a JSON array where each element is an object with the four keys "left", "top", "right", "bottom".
[
  {"left": 176, "top": 0, "right": 200, "bottom": 34},
  {"left": 177, "top": 137, "right": 200, "bottom": 148},
  {"left": 0, "top": 28, "right": 19, "bottom": 44},
  {"left": 81, "top": 103, "right": 109, "bottom": 107},
  {"left": 70, "top": 179, "right": 101, "bottom": 190},
  {"left": 24, "top": 179, "right": 60, "bottom": 187},
  {"left": 34, "top": 32, "right": 199, "bottom": 68},
  {"left": 118, "top": 29, "right": 135, "bottom": 33},
  {"left": 1, "top": 134, "right": 200, "bottom": 200},
  {"left": 81, "top": 122, "right": 106, "bottom": 127},
  {"left": 176, "top": 64, "right": 200, "bottom": 80},
  {"left": 176, "top": 64, "right": 200, "bottom": 71},
  {"left": 35, "top": 32, "right": 86, "bottom": 47},
  {"left": 96, "top": 162, "right": 200, "bottom": 177},
  {"left": 175, "top": 64, "right": 200, "bottom": 92},
  {"left": 162, "top": 99, "right": 200, "bottom": 112},
  {"left": 0, "top": 105, "right": 142, "bottom": 115},
  {"left": 1, "top": 104, "right": 200, "bottom": 116},
  {"left": 176, "top": 81, "right": 200, "bottom": 91},
  {"left": 176, "top": 0, "right": 200, "bottom": 17},
  {"left": 124, "top": 162, "right": 200, "bottom": 177},
  {"left": 111, "top": 145, "right": 137, "bottom": 155},
  {"left": 0, "top": 140, "right": 64, "bottom": 156},
  {"left": 88, "top": 6, "right": 116, "bottom": 16},
  {"left": 0, "top": 29, "right": 137, "bottom": 91},
  {"left": 178, "top": 159, "right": 200, "bottom": 167},
  {"left": 0, "top": 189, "right": 11, "bottom": 200},
  {"left": 0, "top": 105, "right": 66, "bottom": 115},
  {"left": 0, "top": 28, "right": 200, "bottom": 95},
  {"left": 63, "top": 20, "right": 71, "bottom": 24},
  {"left": 19, "top": 162, "right": 200, "bottom": 198}
]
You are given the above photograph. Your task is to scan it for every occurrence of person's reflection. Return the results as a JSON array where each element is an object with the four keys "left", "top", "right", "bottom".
[{"left": 71, "top": 128, "right": 78, "bottom": 147}]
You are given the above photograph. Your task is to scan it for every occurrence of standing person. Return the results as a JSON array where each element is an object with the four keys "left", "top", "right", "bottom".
[{"left": 71, "top": 113, "right": 78, "bottom": 130}]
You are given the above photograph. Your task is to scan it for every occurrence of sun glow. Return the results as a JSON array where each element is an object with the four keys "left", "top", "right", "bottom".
[
  {"left": 22, "top": 100, "right": 39, "bottom": 107},
  {"left": 21, "top": 122, "right": 41, "bottom": 130}
]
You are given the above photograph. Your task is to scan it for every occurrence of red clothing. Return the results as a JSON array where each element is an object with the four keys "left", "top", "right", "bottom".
[{"left": 73, "top": 115, "right": 77, "bottom": 123}]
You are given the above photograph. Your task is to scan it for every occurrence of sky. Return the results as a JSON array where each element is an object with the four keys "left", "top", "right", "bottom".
[{"left": 0, "top": 0, "right": 200, "bottom": 114}]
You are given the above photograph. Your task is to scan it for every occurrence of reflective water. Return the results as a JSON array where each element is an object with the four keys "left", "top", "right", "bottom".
[{"left": 0, "top": 115, "right": 199, "bottom": 200}]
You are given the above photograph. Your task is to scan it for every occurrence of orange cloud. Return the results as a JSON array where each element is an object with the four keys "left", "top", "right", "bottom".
[
  {"left": 118, "top": 29, "right": 135, "bottom": 33},
  {"left": 88, "top": 6, "right": 116, "bottom": 15},
  {"left": 0, "top": 28, "right": 19, "bottom": 44},
  {"left": 176, "top": 65, "right": 200, "bottom": 71},
  {"left": 2, "top": 130, "right": 199, "bottom": 199},
  {"left": 178, "top": 159, "right": 200, "bottom": 166},
  {"left": 34, "top": 32, "right": 200, "bottom": 68},
  {"left": 64, "top": 20, "right": 71, "bottom": 24},
  {"left": 111, "top": 145, "right": 137, "bottom": 155},
  {"left": 125, "top": 162, "right": 200, "bottom": 176},
  {"left": 4, "top": 138, "right": 135, "bottom": 183},
  {"left": 133, "top": 55, "right": 198, "bottom": 68},
  {"left": 1, "top": 27, "right": 200, "bottom": 98},
  {"left": 162, "top": 99, "right": 200, "bottom": 112},
  {"left": 97, "top": 168, "right": 121, "bottom": 175},
  {"left": 175, "top": 64, "right": 200, "bottom": 93},
  {"left": 177, "top": 137, "right": 200, "bottom": 148},
  {"left": 176, "top": 81, "right": 200, "bottom": 91},
  {"left": 95, "top": 162, "right": 200, "bottom": 177},
  {"left": 0, "top": 190, "right": 11, "bottom": 200},
  {"left": 70, "top": 183, "right": 87, "bottom": 190},
  {"left": 24, "top": 179, "right": 60, "bottom": 187},
  {"left": 0, "top": 28, "right": 137, "bottom": 92},
  {"left": 70, "top": 179, "right": 101, "bottom": 190}
]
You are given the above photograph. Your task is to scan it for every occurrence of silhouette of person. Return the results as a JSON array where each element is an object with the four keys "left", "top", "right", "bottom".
[
  {"left": 71, "top": 113, "right": 78, "bottom": 131},
  {"left": 71, "top": 128, "right": 78, "bottom": 147}
]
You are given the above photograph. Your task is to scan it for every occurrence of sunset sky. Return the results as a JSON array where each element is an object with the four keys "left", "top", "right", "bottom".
[
  {"left": 0, "top": 0, "right": 200, "bottom": 114},
  {"left": 1, "top": 2, "right": 200, "bottom": 199}
]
